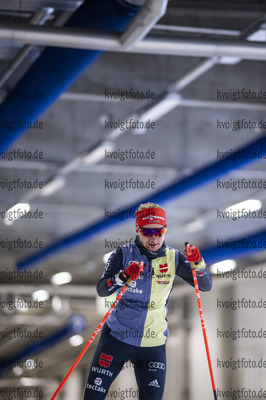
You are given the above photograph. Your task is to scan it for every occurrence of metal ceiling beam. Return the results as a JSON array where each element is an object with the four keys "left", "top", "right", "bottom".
[
  {"left": 0, "top": 159, "right": 178, "bottom": 176},
  {"left": 153, "top": 24, "right": 240, "bottom": 36},
  {"left": 180, "top": 99, "right": 266, "bottom": 111},
  {"left": 59, "top": 93, "right": 266, "bottom": 111},
  {"left": 120, "top": 0, "right": 168, "bottom": 49},
  {"left": 2, "top": 24, "right": 266, "bottom": 59}
]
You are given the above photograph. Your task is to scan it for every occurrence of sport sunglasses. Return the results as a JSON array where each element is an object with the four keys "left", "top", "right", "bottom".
[{"left": 139, "top": 228, "right": 167, "bottom": 237}]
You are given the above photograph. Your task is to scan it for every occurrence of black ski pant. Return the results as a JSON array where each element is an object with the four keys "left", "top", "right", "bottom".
[{"left": 83, "top": 324, "right": 166, "bottom": 400}]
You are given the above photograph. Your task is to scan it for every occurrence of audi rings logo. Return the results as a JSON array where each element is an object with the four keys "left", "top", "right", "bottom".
[{"left": 148, "top": 362, "right": 165, "bottom": 370}]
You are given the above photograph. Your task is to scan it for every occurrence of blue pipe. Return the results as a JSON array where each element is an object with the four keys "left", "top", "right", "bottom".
[
  {"left": 0, "top": 314, "right": 87, "bottom": 375},
  {"left": 17, "top": 136, "right": 266, "bottom": 269},
  {"left": 202, "top": 228, "right": 266, "bottom": 264},
  {"left": 0, "top": 0, "right": 140, "bottom": 153}
]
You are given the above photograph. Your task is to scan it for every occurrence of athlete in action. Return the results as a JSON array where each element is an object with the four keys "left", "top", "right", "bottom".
[{"left": 83, "top": 202, "right": 212, "bottom": 399}]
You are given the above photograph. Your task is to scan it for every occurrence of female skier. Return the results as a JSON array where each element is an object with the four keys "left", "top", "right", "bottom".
[{"left": 83, "top": 202, "right": 212, "bottom": 399}]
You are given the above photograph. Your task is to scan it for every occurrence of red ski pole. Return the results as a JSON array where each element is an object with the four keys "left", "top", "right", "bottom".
[
  {"left": 185, "top": 243, "right": 217, "bottom": 400},
  {"left": 50, "top": 261, "right": 144, "bottom": 400}
]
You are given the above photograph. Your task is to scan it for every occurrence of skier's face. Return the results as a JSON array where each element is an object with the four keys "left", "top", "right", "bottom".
[{"left": 137, "top": 224, "right": 166, "bottom": 251}]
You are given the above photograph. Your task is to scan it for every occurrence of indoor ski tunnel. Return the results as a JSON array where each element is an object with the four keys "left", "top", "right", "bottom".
[{"left": 0, "top": 0, "right": 266, "bottom": 399}]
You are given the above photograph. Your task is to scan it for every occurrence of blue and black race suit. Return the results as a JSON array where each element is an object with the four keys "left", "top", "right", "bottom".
[{"left": 83, "top": 236, "right": 212, "bottom": 399}]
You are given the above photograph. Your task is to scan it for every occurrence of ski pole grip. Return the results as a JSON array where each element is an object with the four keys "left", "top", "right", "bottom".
[
  {"left": 125, "top": 278, "right": 132, "bottom": 286},
  {"left": 139, "top": 260, "right": 144, "bottom": 272},
  {"left": 185, "top": 242, "right": 195, "bottom": 265},
  {"left": 185, "top": 242, "right": 192, "bottom": 254}
]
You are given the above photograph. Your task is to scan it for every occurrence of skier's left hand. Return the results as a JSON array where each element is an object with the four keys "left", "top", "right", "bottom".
[{"left": 184, "top": 242, "right": 206, "bottom": 270}]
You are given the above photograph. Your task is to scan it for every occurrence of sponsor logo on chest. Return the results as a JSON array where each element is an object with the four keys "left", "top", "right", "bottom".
[{"left": 155, "top": 263, "right": 171, "bottom": 279}]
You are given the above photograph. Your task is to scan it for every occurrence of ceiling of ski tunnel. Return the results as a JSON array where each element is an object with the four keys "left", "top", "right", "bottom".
[{"left": 0, "top": 0, "right": 266, "bottom": 390}]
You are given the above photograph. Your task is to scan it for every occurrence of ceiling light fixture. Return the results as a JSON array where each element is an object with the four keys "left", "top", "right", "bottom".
[
  {"left": 225, "top": 199, "right": 262, "bottom": 215},
  {"left": 69, "top": 334, "right": 84, "bottom": 347},
  {"left": 103, "top": 251, "right": 113, "bottom": 264},
  {"left": 3, "top": 202, "right": 30, "bottom": 226},
  {"left": 83, "top": 141, "right": 115, "bottom": 164},
  {"left": 247, "top": 24, "right": 266, "bottom": 42},
  {"left": 51, "top": 271, "right": 72, "bottom": 285},
  {"left": 52, "top": 296, "right": 63, "bottom": 312},
  {"left": 40, "top": 176, "right": 66, "bottom": 197},
  {"left": 25, "top": 359, "right": 36, "bottom": 370},
  {"left": 32, "top": 289, "right": 50, "bottom": 302},
  {"left": 210, "top": 259, "right": 237, "bottom": 274},
  {"left": 219, "top": 56, "right": 241, "bottom": 65},
  {"left": 13, "top": 366, "right": 23, "bottom": 376}
]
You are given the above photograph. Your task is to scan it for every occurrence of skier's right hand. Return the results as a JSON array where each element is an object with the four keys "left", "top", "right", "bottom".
[
  {"left": 114, "top": 261, "right": 144, "bottom": 286},
  {"left": 122, "top": 261, "right": 143, "bottom": 281}
]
